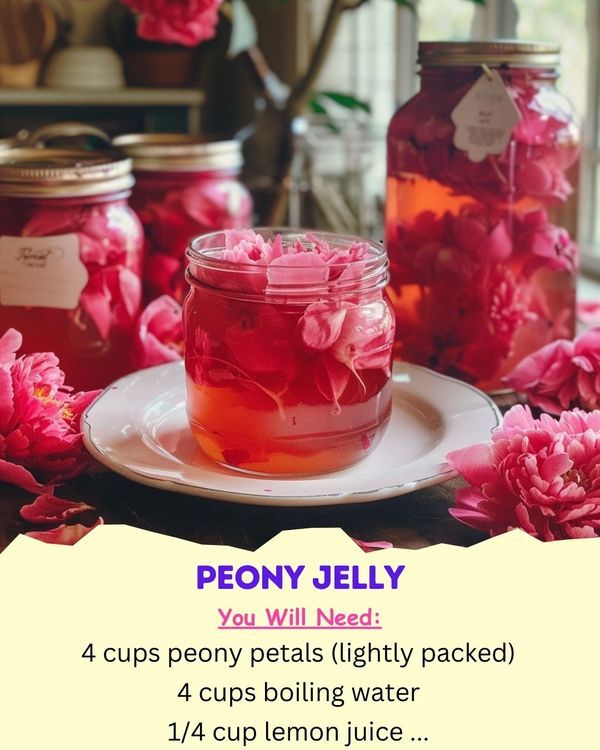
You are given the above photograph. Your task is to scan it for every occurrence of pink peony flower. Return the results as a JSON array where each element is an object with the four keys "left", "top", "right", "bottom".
[
  {"left": 506, "top": 327, "right": 600, "bottom": 414},
  {"left": 0, "top": 329, "right": 100, "bottom": 491},
  {"left": 133, "top": 295, "right": 184, "bottom": 368},
  {"left": 447, "top": 405, "right": 600, "bottom": 541},
  {"left": 121, "top": 0, "right": 222, "bottom": 46}
]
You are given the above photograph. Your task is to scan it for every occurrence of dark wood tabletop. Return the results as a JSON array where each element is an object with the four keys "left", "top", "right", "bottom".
[{"left": 0, "top": 468, "right": 485, "bottom": 554}]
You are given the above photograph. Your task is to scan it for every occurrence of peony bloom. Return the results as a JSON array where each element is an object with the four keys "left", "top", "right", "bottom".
[
  {"left": 447, "top": 405, "right": 600, "bottom": 541},
  {"left": 506, "top": 328, "right": 600, "bottom": 414},
  {"left": 133, "top": 295, "right": 184, "bottom": 368},
  {"left": 121, "top": 0, "right": 223, "bottom": 46},
  {"left": 0, "top": 329, "right": 100, "bottom": 492}
]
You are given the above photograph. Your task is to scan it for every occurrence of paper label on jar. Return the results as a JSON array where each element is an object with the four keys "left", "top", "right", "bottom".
[
  {"left": 0, "top": 234, "right": 89, "bottom": 310},
  {"left": 450, "top": 69, "right": 521, "bottom": 162}
]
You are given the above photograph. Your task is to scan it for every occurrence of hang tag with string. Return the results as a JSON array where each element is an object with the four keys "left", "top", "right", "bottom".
[{"left": 450, "top": 64, "right": 521, "bottom": 162}]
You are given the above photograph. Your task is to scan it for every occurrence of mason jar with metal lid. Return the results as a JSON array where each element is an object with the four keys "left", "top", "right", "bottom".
[
  {"left": 386, "top": 41, "right": 580, "bottom": 392},
  {"left": 113, "top": 134, "right": 253, "bottom": 304},
  {"left": 0, "top": 148, "right": 144, "bottom": 390}
]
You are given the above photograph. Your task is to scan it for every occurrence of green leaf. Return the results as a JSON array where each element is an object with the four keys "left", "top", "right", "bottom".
[
  {"left": 319, "top": 91, "right": 371, "bottom": 113},
  {"left": 309, "top": 99, "right": 328, "bottom": 115},
  {"left": 392, "top": 0, "right": 417, "bottom": 11}
]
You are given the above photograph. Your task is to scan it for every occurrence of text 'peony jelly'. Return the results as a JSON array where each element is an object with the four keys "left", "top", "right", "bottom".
[
  {"left": 386, "top": 41, "right": 580, "bottom": 392},
  {"left": 184, "top": 229, "right": 395, "bottom": 476}
]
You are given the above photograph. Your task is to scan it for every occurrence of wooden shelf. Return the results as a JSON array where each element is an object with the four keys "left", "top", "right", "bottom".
[
  {"left": 0, "top": 88, "right": 205, "bottom": 133},
  {"left": 0, "top": 87, "right": 204, "bottom": 106}
]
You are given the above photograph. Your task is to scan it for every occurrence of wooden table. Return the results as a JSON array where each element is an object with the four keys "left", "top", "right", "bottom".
[{"left": 0, "top": 467, "right": 485, "bottom": 554}]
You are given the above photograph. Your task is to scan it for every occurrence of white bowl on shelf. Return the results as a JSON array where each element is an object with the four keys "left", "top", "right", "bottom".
[{"left": 43, "top": 46, "right": 125, "bottom": 90}]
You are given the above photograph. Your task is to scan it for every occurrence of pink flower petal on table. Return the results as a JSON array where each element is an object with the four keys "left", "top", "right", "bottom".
[
  {"left": 25, "top": 517, "right": 103, "bottom": 546},
  {"left": 20, "top": 492, "right": 95, "bottom": 523},
  {"left": 0, "top": 458, "right": 46, "bottom": 493},
  {"left": 352, "top": 538, "right": 394, "bottom": 552}
]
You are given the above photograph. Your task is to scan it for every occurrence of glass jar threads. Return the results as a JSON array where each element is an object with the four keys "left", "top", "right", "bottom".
[
  {"left": 386, "top": 41, "right": 580, "bottom": 391},
  {"left": 184, "top": 229, "right": 395, "bottom": 476},
  {"left": 113, "top": 134, "right": 253, "bottom": 304},
  {"left": 0, "top": 148, "right": 144, "bottom": 390}
]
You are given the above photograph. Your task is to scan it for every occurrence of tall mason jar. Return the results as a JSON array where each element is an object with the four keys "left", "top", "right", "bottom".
[
  {"left": 0, "top": 148, "right": 144, "bottom": 390},
  {"left": 113, "top": 134, "right": 253, "bottom": 304},
  {"left": 386, "top": 41, "right": 580, "bottom": 391}
]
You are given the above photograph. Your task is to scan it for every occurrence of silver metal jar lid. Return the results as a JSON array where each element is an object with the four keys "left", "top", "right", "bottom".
[
  {"left": 418, "top": 40, "right": 560, "bottom": 68},
  {"left": 0, "top": 148, "right": 134, "bottom": 198},
  {"left": 113, "top": 133, "right": 244, "bottom": 172}
]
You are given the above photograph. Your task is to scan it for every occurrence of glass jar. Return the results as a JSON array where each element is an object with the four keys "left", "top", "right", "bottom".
[
  {"left": 184, "top": 229, "right": 395, "bottom": 476},
  {"left": 0, "top": 148, "right": 144, "bottom": 390},
  {"left": 113, "top": 134, "right": 253, "bottom": 305},
  {"left": 386, "top": 41, "right": 580, "bottom": 391}
]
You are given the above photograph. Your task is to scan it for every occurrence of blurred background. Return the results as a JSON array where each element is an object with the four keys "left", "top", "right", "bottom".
[{"left": 0, "top": 0, "right": 597, "bottom": 270}]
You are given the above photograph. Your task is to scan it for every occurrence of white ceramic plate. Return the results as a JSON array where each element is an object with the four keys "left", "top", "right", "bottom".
[{"left": 82, "top": 362, "right": 501, "bottom": 507}]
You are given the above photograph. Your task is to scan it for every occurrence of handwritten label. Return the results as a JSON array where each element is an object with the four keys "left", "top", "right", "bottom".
[
  {"left": 0, "top": 234, "right": 89, "bottom": 309},
  {"left": 450, "top": 70, "right": 521, "bottom": 162}
]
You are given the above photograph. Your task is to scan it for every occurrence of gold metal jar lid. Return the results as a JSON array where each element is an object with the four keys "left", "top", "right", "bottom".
[
  {"left": 418, "top": 40, "right": 560, "bottom": 68},
  {"left": 112, "top": 133, "right": 244, "bottom": 172},
  {"left": 0, "top": 148, "right": 134, "bottom": 198}
]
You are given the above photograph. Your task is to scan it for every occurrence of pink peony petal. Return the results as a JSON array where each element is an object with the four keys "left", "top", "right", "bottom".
[
  {"left": 577, "top": 300, "right": 600, "bottom": 326},
  {"left": 446, "top": 443, "right": 496, "bottom": 487},
  {"left": 314, "top": 355, "right": 351, "bottom": 412},
  {"left": 298, "top": 302, "right": 349, "bottom": 351},
  {"left": 134, "top": 295, "right": 184, "bottom": 369},
  {"left": 20, "top": 492, "right": 95, "bottom": 523},
  {"left": 0, "top": 458, "right": 46, "bottom": 493},
  {"left": 267, "top": 253, "right": 329, "bottom": 288},
  {"left": 352, "top": 538, "right": 394, "bottom": 552},
  {"left": 25, "top": 517, "right": 103, "bottom": 545}
]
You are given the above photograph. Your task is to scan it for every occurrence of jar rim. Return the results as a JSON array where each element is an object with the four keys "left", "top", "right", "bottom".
[
  {"left": 418, "top": 39, "right": 560, "bottom": 68},
  {"left": 186, "top": 228, "right": 389, "bottom": 299}
]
